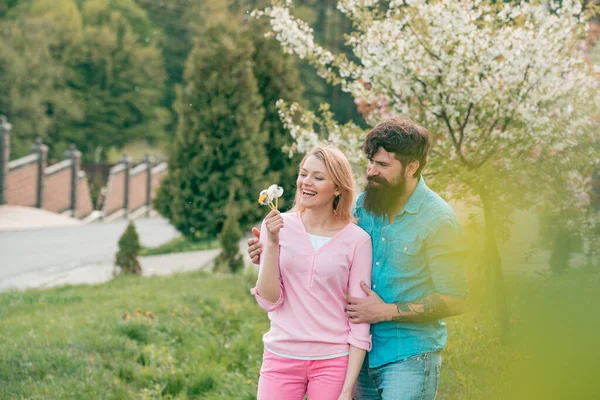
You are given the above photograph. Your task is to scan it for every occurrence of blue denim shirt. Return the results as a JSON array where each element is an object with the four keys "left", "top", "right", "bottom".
[{"left": 354, "top": 178, "right": 466, "bottom": 368}]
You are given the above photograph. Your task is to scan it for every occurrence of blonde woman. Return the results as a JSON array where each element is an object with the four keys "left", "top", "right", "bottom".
[{"left": 251, "top": 146, "right": 372, "bottom": 400}]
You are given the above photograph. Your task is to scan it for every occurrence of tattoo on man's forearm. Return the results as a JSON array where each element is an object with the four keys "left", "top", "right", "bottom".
[{"left": 392, "top": 293, "right": 451, "bottom": 322}]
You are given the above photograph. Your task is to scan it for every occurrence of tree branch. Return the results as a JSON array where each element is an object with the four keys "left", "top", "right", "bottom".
[
  {"left": 441, "top": 108, "right": 474, "bottom": 169},
  {"left": 458, "top": 102, "right": 474, "bottom": 148},
  {"left": 406, "top": 22, "right": 441, "bottom": 61}
]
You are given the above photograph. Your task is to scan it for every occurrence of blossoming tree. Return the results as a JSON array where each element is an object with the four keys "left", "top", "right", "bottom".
[{"left": 255, "top": 0, "right": 600, "bottom": 328}]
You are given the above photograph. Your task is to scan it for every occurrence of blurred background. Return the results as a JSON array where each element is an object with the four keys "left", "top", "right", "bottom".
[{"left": 0, "top": 0, "right": 599, "bottom": 399}]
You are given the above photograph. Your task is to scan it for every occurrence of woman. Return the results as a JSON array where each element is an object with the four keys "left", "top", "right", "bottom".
[{"left": 251, "top": 146, "right": 373, "bottom": 400}]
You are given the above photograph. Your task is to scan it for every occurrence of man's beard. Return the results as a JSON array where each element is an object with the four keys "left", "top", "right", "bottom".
[{"left": 363, "top": 175, "right": 406, "bottom": 216}]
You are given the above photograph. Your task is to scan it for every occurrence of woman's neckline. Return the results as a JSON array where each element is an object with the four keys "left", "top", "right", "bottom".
[{"left": 298, "top": 211, "right": 351, "bottom": 238}]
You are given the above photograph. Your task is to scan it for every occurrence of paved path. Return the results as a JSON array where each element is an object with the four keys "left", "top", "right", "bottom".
[
  {"left": 0, "top": 249, "right": 222, "bottom": 292},
  {"left": 0, "top": 217, "right": 257, "bottom": 292},
  {"left": 0, "top": 205, "right": 82, "bottom": 231},
  {"left": 0, "top": 218, "right": 180, "bottom": 291}
]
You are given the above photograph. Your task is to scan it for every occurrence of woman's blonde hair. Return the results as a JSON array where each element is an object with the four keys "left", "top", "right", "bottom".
[{"left": 291, "top": 146, "right": 355, "bottom": 222}]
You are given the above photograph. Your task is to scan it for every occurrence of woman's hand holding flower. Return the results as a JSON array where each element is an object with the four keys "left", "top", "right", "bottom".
[{"left": 265, "top": 209, "right": 284, "bottom": 245}]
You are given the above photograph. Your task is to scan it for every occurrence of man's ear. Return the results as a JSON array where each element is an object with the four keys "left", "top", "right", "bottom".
[{"left": 406, "top": 161, "right": 420, "bottom": 178}]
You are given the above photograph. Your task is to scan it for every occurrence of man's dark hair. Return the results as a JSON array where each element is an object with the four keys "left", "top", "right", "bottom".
[{"left": 363, "top": 117, "right": 431, "bottom": 177}]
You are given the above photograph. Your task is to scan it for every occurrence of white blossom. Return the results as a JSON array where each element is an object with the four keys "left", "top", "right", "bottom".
[{"left": 258, "top": 0, "right": 600, "bottom": 245}]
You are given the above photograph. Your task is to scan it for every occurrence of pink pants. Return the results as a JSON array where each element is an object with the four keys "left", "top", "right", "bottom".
[{"left": 257, "top": 349, "right": 350, "bottom": 400}]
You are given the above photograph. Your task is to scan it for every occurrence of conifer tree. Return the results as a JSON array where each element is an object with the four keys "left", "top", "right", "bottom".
[
  {"left": 216, "top": 190, "right": 244, "bottom": 273},
  {"left": 157, "top": 24, "right": 268, "bottom": 239},
  {"left": 115, "top": 221, "right": 142, "bottom": 275},
  {"left": 251, "top": 22, "right": 303, "bottom": 209}
]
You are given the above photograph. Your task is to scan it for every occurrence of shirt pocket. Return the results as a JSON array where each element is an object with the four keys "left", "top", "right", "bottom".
[{"left": 391, "top": 237, "right": 424, "bottom": 272}]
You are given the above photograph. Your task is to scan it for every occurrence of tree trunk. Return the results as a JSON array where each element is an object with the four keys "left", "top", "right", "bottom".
[
  {"left": 480, "top": 191, "right": 510, "bottom": 338},
  {"left": 549, "top": 227, "right": 573, "bottom": 275}
]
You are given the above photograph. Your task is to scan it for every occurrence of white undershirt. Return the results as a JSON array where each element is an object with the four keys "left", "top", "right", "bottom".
[{"left": 307, "top": 233, "right": 332, "bottom": 251}]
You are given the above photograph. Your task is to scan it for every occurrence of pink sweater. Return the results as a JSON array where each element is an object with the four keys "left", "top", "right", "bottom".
[{"left": 251, "top": 212, "right": 373, "bottom": 358}]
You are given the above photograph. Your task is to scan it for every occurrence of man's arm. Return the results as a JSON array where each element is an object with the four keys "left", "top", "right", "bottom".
[
  {"left": 391, "top": 292, "right": 464, "bottom": 322},
  {"left": 346, "top": 282, "right": 464, "bottom": 324},
  {"left": 386, "top": 214, "right": 468, "bottom": 322},
  {"left": 348, "top": 214, "right": 467, "bottom": 324}
]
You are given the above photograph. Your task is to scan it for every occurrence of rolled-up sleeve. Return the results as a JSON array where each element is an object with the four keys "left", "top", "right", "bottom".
[
  {"left": 347, "top": 237, "right": 373, "bottom": 351},
  {"left": 427, "top": 217, "right": 467, "bottom": 298},
  {"left": 250, "top": 220, "right": 285, "bottom": 312},
  {"left": 250, "top": 286, "right": 283, "bottom": 312}
]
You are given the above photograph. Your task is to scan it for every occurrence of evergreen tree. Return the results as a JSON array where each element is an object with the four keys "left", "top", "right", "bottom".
[
  {"left": 133, "top": 0, "right": 230, "bottom": 137},
  {"left": 0, "top": 0, "right": 168, "bottom": 161},
  {"left": 157, "top": 24, "right": 268, "bottom": 239},
  {"left": 115, "top": 221, "right": 142, "bottom": 275},
  {"left": 251, "top": 22, "right": 303, "bottom": 209},
  {"left": 59, "top": 0, "right": 168, "bottom": 161},
  {"left": 216, "top": 191, "right": 244, "bottom": 273},
  {"left": 0, "top": 0, "right": 81, "bottom": 158}
]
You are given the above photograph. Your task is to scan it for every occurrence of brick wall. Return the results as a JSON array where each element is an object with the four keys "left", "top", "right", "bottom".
[
  {"left": 3, "top": 134, "right": 169, "bottom": 219},
  {"left": 77, "top": 172, "right": 94, "bottom": 218},
  {"left": 43, "top": 165, "right": 71, "bottom": 213},
  {"left": 6, "top": 161, "right": 38, "bottom": 207},
  {"left": 103, "top": 168, "right": 125, "bottom": 215},
  {"left": 128, "top": 169, "right": 147, "bottom": 211}
]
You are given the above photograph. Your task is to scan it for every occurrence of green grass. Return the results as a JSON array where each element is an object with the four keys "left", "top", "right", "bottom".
[
  {"left": 140, "top": 236, "right": 219, "bottom": 256},
  {"left": 0, "top": 271, "right": 267, "bottom": 399},
  {"left": 1, "top": 266, "right": 599, "bottom": 399}
]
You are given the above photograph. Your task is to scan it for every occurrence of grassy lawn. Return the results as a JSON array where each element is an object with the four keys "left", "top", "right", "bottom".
[
  {"left": 140, "top": 237, "right": 219, "bottom": 256},
  {"left": 1, "top": 266, "right": 598, "bottom": 399},
  {"left": 0, "top": 271, "right": 266, "bottom": 399}
]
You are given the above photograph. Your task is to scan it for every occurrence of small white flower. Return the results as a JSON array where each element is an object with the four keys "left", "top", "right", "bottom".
[{"left": 267, "top": 184, "right": 284, "bottom": 200}]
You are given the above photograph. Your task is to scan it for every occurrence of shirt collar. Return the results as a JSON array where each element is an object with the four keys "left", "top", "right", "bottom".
[{"left": 399, "top": 177, "right": 428, "bottom": 216}]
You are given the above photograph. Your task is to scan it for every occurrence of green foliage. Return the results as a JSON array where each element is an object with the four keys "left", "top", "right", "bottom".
[
  {"left": 0, "top": 0, "right": 355, "bottom": 171},
  {"left": 115, "top": 221, "right": 142, "bottom": 275},
  {"left": 235, "top": 0, "right": 364, "bottom": 126},
  {"left": 306, "top": 0, "right": 363, "bottom": 126},
  {"left": 58, "top": 0, "right": 169, "bottom": 161},
  {"left": 0, "top": 0, "right": 167, "bottom": 162},
  {"left": 157, "top": 24, "right": 268, "bottom": 239},
  {"left": 0, "top": 271, "right": 267, "bottom": 399},
  {"left": 0, "top": 0, "right": 81, "bottom": 158},
  {"left": 152, "top": 174, "right": 173, "bottom": 221},
  {"left": 0, "top": 0, "right": 19, "bottom": 17},
  {"left": 133, "top": 0, "right": 231, "bottom": 137},
  {"left": 118, "top": 321, "right": 150, "bottom": 343},
  {"left": 538, "top": 211, "right": 583, "bottom": 275},
  {"left": 216, "top": 195, "right": 244, "bottom": 273},
  {"left": 140, "top": 236, "right": 218, "bottom": 256},
  {"left": 251, "top": 21, "right": 304, "bottom": 209}
]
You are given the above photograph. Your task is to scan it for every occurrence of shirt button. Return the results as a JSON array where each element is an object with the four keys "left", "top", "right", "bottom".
[
  {"left": 373, "top": 285, "right": 377, "bottom": 289},
  {"left": 375, "top": 261, "right": 380, "bottom": 266},
  {"left": 403, "top": 247, "right": 408, "bottom": 252},
  {"left": 381, "top": 237, "right": 386, "bottom": 241}
]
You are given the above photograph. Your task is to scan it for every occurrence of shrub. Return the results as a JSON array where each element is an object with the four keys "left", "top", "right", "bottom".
[
  {"left": 115, "top": 221, "right": 142, "bottom": 275},
  {"left": 216, "top": 195, "right": 244, "bottom": 273}
]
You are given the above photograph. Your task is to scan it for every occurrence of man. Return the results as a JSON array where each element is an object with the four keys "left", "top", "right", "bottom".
[{"left": 248, "top": 117, "right": 466, "bottom": 399}]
